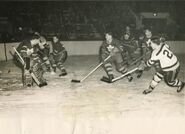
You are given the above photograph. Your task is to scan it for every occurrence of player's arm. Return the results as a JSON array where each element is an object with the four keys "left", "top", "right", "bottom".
[
  {"left": 145, "top": 59, "right": 155, "bottom": 67},
  {"left": 99, "top": 43, "right": 109, "bottom": 62},
  {"left": 164, "top": 43, "right": 170, "bottom": 49},
  {"left": 138, "top": 53, "right": 155, "bottom": 70},
  {"left": 19, "top": 45, "right": 29, "bottom": 57}
]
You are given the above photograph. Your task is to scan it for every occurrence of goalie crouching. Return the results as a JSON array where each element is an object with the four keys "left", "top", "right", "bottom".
[
  {"left": 138, "top": 36, "right": 185, "bottom": 94},
  {"left": 13, "top": 35, "right": 48, "bottom": 87},
  {"left": 99, "top": 32, "right": 133, "bottom": 82}
]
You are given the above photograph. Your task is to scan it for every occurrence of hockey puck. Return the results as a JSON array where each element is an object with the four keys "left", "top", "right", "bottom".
[{"left": 71, "top": 79, "right": 81, "bottom": 83}]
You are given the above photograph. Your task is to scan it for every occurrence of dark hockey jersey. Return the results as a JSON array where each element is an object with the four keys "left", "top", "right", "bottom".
[
  {"left": 99, "top": 38, "right": 124, "bottom": 61},
  {"left": 52, "top": 41, "right": 66, "bottom": 55},
  {"left": 16, "top": 40, "right": 34, "bottom": 58}
]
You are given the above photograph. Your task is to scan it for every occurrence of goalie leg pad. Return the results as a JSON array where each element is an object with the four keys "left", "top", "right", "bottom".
[
  {"left": 22, "top": 57, "right": 33, "bottom": 87},
  {"left": 23, "top": 70, "right": 33, "bottom": 87},
  {"left": 32, "top": 62, "right": 47, "bottom": 87}
]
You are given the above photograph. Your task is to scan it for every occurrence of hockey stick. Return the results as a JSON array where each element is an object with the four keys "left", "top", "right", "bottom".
[
  {"left": 12, "top": 46, "right": 25, "bottom": 65},
  {"left": 12, "top": 46, "right": 42, "bottom": 86},
  {"left": 112, "top": 67, "right": 138, "bottom": 82},
  {"left": 121, "top": 43, "right": 135, "bottom": 48},
  {"left": 4, "top": 42, "right": 8, "bottom": 62},
  {"left": 101, "top": 68, "right": 138, "bottom": 83},
  {"left": 71, "top": 55, "right": 111, "bottom": 83},
  {"left": 101, "top": 52, "right": 151, "bottom": 83},
  {"left": 128, "top": 51, "right": 150, "bottom": 66}
]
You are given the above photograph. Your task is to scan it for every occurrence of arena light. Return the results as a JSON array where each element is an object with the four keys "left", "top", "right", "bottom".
[{"left": 153, "top": 13, "right": 157, "bottom": 16}]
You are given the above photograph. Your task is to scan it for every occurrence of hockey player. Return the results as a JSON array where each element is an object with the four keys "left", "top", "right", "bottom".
[
  {"left": 36, "top": 35, "right": 53, "bottom": 73},
  {"left": 121, "top": 32, "right": 141, "bottom": 63},
  {"left": 50, "top": 35, "right": 67, "bottom": 76},
  {"left": 99, "top": 32, "right": 133, "bottom": 82},
  {"left": 136, "top": 29, "right": 154, "bottom": 78},
  {"left": 138, "top": 36, "right": 185, "bottom": 94},
  {"left": 141, "top": 28, "right": 166, "bottom": 58},
  {"left": 14, "top": 35, "right": 47, "bottom": 87},
  {"left": 141, "top": 29, "right": 153, "bottom": 59}
]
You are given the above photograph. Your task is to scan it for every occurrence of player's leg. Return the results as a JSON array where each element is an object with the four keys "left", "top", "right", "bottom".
[
  {"left": 143, "top": 72, "right": 163, "bottom": 94},
  {"left": 57, "top": 51, "right": 68, "bottom": 76},
  {"left": 137, "top": 47, "right": 151, "bottom": 78},
  {"left": 49, "top": 53, "right": 57, "bottom": 73},
  {"left": 57, "top": 62, "right": 67, "bottom": 76},
  {"left": 102, "top": 60, "right": 114, "bottom": 80},
  {"left": 133, "top": 48, "right": 143, "bottom": 78},
  {"left": 164, "top": 67, "right": 185, "bottom": 92},
  {"left": 41, "top": 56, "right": 52, "bottom": 73},
  {"left": 114, "top": 52, "right": 133, "bottom": 82},
  {"left": 38, "top": 48, "right": 52, "bottom": 73}
]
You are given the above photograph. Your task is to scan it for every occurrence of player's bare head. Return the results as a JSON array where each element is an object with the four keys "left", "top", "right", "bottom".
[
  {"left": 53, "top": 35, "right": 59, "bottom": 43},
  {"left": 124, "top": 33, "right": 130, "bottom": 40},
  {"left": 34, "top": 32, "right": 40, "bottom": 36},
  {"left": 151, "top": 36, "right": 160, "bottom": 45},
  {"left": 139, "top": 33, "right": 145, "bottom": 40},
  {"left": 30, "top": 35, "right": 40, "bottom": 46},
  {"left": 38, "top": 36, "right": 47, "bottom": 49},
  {"left": 105, "top": 32, "right": 113, "bottom": 42},
  {"left": 144, "top": 28, "right": 152, "bottom": 38},
  {"left": 150, "top": 36, "right": 161, "bottom": 49}
]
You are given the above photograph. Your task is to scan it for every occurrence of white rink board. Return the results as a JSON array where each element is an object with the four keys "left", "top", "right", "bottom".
[{"left": 0, "top": 41, "right": 184, "bottom": 61}]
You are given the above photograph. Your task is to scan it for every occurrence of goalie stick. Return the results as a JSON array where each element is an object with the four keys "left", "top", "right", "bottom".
[
  {"left": 12, "top": 46, "right": 42, "bottom": 86},
  {"left": 71, "top": 55, "right": 111, "bottom": 83}
]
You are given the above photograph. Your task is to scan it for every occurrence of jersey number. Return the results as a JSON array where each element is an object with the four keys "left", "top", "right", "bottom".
[{"left": 163, "top": 50, "right": 173, "bottom": 59}]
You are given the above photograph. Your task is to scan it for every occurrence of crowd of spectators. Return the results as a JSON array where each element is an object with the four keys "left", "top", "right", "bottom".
[{"left": 0, "top": 2, "right": 184, "bottom": 42}]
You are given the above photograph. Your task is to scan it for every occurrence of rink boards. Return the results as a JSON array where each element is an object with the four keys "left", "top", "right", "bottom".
[{"left": 0, "top": 41, "right": 185, "bottom": 61}]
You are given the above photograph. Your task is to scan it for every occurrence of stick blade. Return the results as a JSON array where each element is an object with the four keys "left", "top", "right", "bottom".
[
  {"left": 71, "top": 79, "right": 81, "bottom": 83},
  {"left": 100, "top": 76, "right": 112, "bottom": 83}
]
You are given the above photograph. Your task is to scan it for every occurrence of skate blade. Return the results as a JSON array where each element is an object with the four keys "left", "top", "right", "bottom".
[{"left": 100, "top": 76, "right": 112, "bottom": 83}]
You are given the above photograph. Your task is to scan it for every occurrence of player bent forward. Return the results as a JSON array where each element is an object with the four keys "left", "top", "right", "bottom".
[
  {"left": 50, "top": 35, "right": 68, "bottom": 76},
  {"left": 35, "top": 34, "right": 53, "bottom": 73},
  {"left": 99, "top": 32, "right": 133, "bottom": 82},
  {"left": 138, "top": 36, "right": 184, "bottom": 94},
  {"left": 14, "top": 35, "right": 47, "bottom": 87}
]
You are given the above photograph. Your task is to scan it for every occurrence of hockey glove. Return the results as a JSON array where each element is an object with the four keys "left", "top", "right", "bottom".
[
  {"left": 27, "top": 48, "right": 34, "bottom": 56},
  {"left": 138, "top": 60, "right": 147, "bottom": 71}
]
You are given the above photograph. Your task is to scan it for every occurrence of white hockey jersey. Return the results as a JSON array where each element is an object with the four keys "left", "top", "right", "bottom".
[{"left": 146, "top": 43, "right": 179, "bottom": 71}]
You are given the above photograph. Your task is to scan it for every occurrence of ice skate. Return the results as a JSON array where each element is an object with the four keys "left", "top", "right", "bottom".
[
  {"left": 59, "top": 69, "right": 67, "bottom": 77},
  {"left": 177, "top": 82, "right": 185, "bottom": 93},
  {"left": 137, "top": 70, "right": 143, "bottom": 78},
  {"left": 143, "top": 88, "right": 153, "bottom": 94},
  {"left": 38, "top": 81, "right": 48, "bottom": 87},
  {"left": 127, "top": 75, "right": 133, "bottom": 82}
]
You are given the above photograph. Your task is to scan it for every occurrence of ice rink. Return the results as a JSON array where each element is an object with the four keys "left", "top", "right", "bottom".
[{"left": 0, "top": 55, "right": 185, "bottom": 134}]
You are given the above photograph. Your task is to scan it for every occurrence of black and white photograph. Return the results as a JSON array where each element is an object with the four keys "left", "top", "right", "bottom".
[{"left": 0, "top": 0, "right": 185, "bottom": 134}]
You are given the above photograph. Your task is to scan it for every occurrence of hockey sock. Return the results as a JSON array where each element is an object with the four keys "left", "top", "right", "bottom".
[{"left": 150, "top": 73, "right": 163, "bottom": 89}]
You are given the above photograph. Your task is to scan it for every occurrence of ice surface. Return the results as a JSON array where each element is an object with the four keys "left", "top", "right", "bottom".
[{"left": 0, "top": 55, "right": 184, "bottom": 134}]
